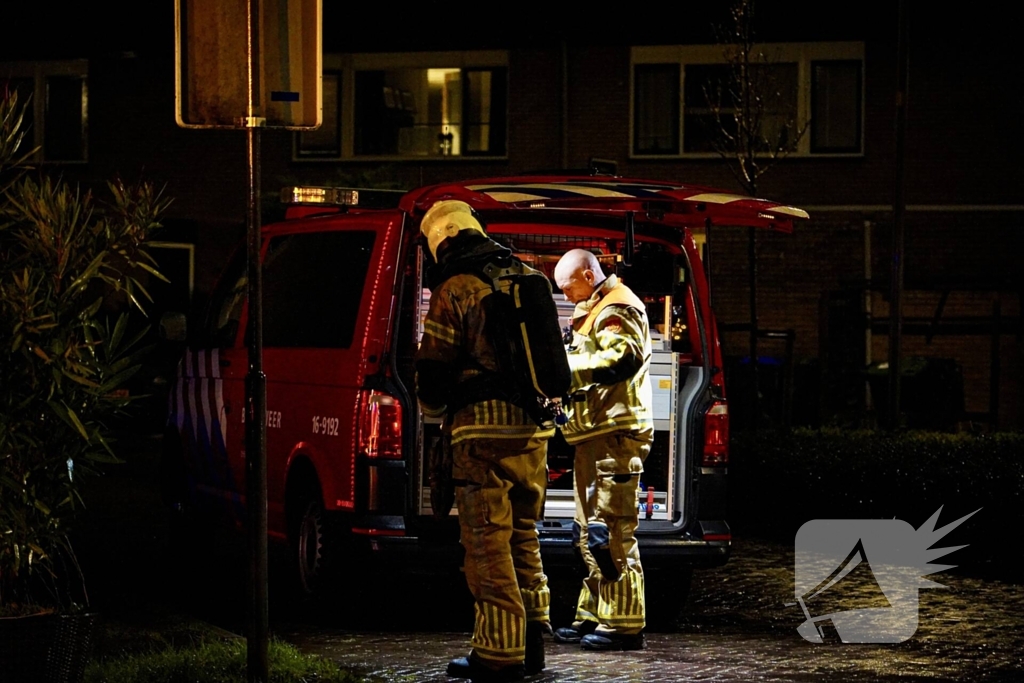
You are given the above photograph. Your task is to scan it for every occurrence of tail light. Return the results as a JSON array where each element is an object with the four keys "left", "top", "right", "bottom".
[
  {"left": 357, "top": 390, "right": 403, "bottom": 459},
  {"left": 701, "top": 400, "right": 729, "bottom": 467}
]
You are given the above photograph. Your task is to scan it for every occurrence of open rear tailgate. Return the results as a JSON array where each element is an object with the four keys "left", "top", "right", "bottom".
[{"left": 400, "top": 176, "right": 809, "bottom": 232}]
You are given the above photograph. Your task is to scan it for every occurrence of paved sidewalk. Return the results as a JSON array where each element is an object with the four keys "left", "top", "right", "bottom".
[
  {"left": 73, "top": 433, "right": 1024, "bottom": 682},
  {"left": 282, "top": 618, "right": 1022, "bottom": 683},
  {"left": 286, "top": 629, "right": 820, "bottom": 683},
  {"left": 277, "top": 537, "right": 1024, "bottom": 683}
]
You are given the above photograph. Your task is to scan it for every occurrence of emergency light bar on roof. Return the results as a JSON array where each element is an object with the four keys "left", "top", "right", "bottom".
[
  {"left": 280, "top": 186, "right": 408, "bottom": 210},
  {"left": 281, "top": 186, "right": 359, "bottom": 206}
]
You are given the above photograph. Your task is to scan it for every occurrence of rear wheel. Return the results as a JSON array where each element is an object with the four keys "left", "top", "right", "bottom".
[
  {"left": 295, "top": 495, "right": 325, "bottom": 595},
  {"left": 287, "top": 474, "right": 337, "bottom": 603}
]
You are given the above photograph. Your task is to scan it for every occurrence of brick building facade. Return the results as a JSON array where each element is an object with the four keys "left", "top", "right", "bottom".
[{"left": 3, "top": 1, "right": 1021, "bottom": 429}]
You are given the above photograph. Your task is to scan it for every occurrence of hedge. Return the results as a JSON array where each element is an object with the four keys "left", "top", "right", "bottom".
[{"left": 728, "top": 428, "right": 1024, "bottom": 581}]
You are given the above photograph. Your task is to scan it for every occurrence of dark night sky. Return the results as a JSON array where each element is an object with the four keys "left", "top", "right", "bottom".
[
  {"left": 2, "top": 0, "right": 887, "bottom": 60},
  {"left": 2, "top": 1, "right": 169, "bottom": 59},
  {"left": 3, "top": 1, "right": 1016, "bottom": 80}
]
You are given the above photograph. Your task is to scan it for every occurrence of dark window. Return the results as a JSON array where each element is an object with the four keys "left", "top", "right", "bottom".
[
  {"left": 684, "top": 62, "right": 798, "bottom": 154},
  {"left": 0, "top": 61, "right": 88, "bottom": 163},
  {"left": 636, "top": 46, "right": 863, "bottom": 157},
  {"left": 261, "top": 231, "right": 376, "bottom": 348},
  {"left": 633, "top": 63, "right": 680, "bottom": 155},
  {"left": 811, "top": 60, "right": 862, "bottom": 153},
  {"left": 206, "top": 246, "right": 247, "bottom": 348},
  {"left": 683, "top": 64, "right": 730, "bottom": 153},
  {"left": 296, "top": 71, "right": 341, "bottom": 158},
  {"left": 44, "top": 75, "right": 87, "bottom": 162},
  {"left": 462, "top": 68, "right": 506, "bottom": 156}
]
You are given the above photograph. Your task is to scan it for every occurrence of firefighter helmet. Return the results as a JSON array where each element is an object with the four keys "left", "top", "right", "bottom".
[{"left": 420, "top": 199, "right": 486, "bottom": 260}]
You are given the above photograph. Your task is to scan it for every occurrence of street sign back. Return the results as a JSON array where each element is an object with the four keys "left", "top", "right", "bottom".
[{"left": 175, "top": 0, "right": 321, "bottom": 129}]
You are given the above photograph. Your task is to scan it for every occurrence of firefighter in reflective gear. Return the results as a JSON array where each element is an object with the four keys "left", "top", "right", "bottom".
[
  {"left": 414, "top": 200, "right": 553, "bottom": 683},
  {"left": 551, "top": 248, "right": 653, "bottom": 652}
]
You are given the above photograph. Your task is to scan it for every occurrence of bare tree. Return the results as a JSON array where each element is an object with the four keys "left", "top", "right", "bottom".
[
  {"left": 702, "top": 0, "right": 808, "bottom": 197},
  {"left": 700, "top": 0, "right": 808, "bottom": 430}
]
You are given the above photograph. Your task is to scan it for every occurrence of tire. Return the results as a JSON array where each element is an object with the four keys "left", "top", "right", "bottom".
[
  {"left": 287, "top": 477, "right": 336, "bottom": 602},
  {"left": 644, "top": 566, "right": 693, "bottom": 632}
]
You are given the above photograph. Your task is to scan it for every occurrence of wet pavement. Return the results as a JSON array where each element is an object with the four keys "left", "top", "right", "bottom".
[
  {"left": 73, "top": 434, "right": 1024, "bottom": 682},
  {"left": 275, "top": 536, "right": 1024, "bottom": 683}
]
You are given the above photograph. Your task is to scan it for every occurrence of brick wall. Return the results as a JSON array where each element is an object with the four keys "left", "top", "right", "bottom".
[
  {"left": 697, "top": 211, "right": 1023, "bottom": 430},
  {"left": 17, "top": 28, "right": 1021, "bottom": 430}
]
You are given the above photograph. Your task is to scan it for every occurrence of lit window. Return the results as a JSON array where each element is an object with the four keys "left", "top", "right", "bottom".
[
  {"left": 354, "top": 66, "right": 506, "bottom": 157},
  {"left": 631, "top": 43, "right": 863, "bottom": 158},
  {"left": 0, "top": 60, "right": 88, "bottom": 163},
  {"left": 293, "top": 51, "right": 508, "bottom": 161}
]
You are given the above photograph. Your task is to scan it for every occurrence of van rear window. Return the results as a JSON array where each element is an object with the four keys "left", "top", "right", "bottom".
[{"left": 262, "top": 230, "right": 377, "bottom": 348}]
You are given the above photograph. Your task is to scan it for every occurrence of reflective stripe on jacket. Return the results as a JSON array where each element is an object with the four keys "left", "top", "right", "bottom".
[{"left": 561, "top": 276, "right": 654, "bottom": 445}]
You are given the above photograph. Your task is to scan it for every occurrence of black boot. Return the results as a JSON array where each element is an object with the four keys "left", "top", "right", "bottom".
[
  {"left": 447, "top": 654, "right": 525, "bottom": 682},
  {"left": 553, "top": 619, "right": 597, "bottom": 644},
  {"left": 580, "top": 631, "right": 647, "bottom": 652},
  {"left": 525, "top": 621, "right": 551, "bottom": 675}
]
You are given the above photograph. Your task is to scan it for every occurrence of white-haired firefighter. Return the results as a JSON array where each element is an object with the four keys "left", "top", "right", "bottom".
[
  {"left": 551, "top": 248, "right": 653, "bottom": 652},
  {"left": 414, "top": 199, "right": 554, "bottom": 683}
]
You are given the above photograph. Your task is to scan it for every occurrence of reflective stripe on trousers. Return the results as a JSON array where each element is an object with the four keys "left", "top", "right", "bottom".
[
  {"left": 573, "top": 432, "right": 650, "bottom": 634},
  {"left": 454, "top": 435, "right": 551, "bottom": 667}
]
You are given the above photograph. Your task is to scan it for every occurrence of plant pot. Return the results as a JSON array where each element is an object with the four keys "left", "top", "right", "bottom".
[{"left": 0, "top": 611, "right": 98, "bottom": 683}]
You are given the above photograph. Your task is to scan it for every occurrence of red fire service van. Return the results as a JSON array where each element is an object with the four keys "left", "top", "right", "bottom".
[{"left": 161, "top": 171, "right": 808, "bottom": 626}]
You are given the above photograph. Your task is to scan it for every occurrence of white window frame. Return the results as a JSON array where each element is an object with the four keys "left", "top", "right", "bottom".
[
  {"left": 293, "top": 50, "right": 509, "bottom": 162},
  {"left": 630, "top": 42, "right": 865, "bottom": 160},
  {"left": 1, "top": 59, "right": 89, "bottom": 164}
]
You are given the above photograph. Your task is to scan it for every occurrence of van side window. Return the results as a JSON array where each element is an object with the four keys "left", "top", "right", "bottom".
[
  {"left": 261, "top": 231, "right": 377, "bottom": 348},
  {"left": 205, "top": 247, "right": 247, "bottom": 348}
]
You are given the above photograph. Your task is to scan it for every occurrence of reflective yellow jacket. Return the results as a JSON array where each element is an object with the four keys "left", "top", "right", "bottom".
[
  {"left": 561, "top": 275, "right": 654, "bottom": 445},
  {"left": 415, "top": 268, "right": 555, "bottom": 444}
]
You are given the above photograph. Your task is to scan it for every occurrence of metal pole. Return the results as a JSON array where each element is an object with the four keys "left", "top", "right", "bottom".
[
  {"left": 887, "top": 0, "right": 909, "bottom": 431},
  {"left": 748, "top": 226, "right": 759, "bottom": 431},
  {"left": 990, "top": 298, "right": 1001, "bottom": 429},
  {"left": 245, "top": 0, "right": 269, "bottom": 680},
  {"left": 863, "top": 220, "right": 873, "bottom": 418},
  {"left": 245, "top": 124, "right": 269, "bottom": 682}
]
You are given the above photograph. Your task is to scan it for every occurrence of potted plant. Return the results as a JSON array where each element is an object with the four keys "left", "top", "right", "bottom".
[{"left": 0, "top": 88, "right": 171, "bottom": 681}]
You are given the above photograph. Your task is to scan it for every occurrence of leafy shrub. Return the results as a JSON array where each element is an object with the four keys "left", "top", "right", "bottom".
[{"left": 0, "top": 89, "right": 171, "bottom": 613}]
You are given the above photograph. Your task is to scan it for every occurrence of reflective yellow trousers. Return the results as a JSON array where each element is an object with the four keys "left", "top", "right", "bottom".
[
  {"left": 573, "top": 432, "right": 650, "bottom": 634},
  {"left": 454, "top": 435, "right": 551, "bottom": 668}
]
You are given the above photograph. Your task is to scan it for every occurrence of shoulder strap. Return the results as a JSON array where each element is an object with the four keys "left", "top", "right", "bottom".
[{"left": 480, "top": 258, "right": 538, "bottom": 287}]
